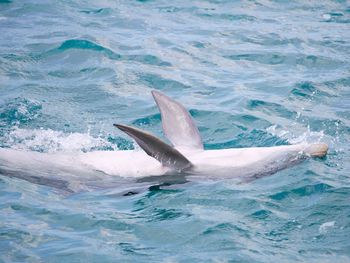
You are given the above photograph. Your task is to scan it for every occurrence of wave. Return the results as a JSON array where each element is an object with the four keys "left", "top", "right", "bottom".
[
  {"left": 42, "top": 39, "right": 171, "bottom": 66},
  {"left": 0, "top": 98, "right": 41, "bottom": 126},
  {"left": 225, "top": 53, "right": 345, "bottom": 69},
  {"left": 2, "top": 127, "right": 118, "bottom": 153}
]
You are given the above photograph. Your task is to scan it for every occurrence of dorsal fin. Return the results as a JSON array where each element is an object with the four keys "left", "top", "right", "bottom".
[
  {"left": 151, "top": 90, "right": 203, "bottom": 150},
  {"left": 114, "top": 124, "right": 192, "bottom": 171}
]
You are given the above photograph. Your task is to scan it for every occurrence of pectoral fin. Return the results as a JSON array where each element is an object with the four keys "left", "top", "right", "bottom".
[{"left": 114, "top": 124, "right": 192, "bottom": 171}]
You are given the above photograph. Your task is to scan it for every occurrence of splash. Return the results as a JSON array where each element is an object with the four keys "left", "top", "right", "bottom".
[
  {"left": 4, "top": 127, "right": 118, "bottom": 153},
  {"left": 267, "top": 124, "right": 325, "bottom": 144}
]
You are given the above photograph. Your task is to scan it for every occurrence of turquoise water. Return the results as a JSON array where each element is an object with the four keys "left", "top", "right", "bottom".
[{"left": 1, "top": 0, "right": 350, "bottom": 262}]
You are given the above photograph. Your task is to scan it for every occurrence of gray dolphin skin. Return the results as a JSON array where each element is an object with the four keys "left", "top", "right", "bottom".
[
  {"left": 0, "top": 90, "right": 328, "bottom": 193},
  {"left": 114, "top": 90, "right": 328, "bottom": 176},
  {"left": 151, "top": 90, "right": 203, "bottom": 150},
  {"left": 113, "top": 124, "right": 193, "bottom": 171}
]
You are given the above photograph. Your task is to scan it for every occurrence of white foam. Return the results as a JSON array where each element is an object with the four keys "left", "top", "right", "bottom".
[
  {"left": 5, "top": 127, "right": 118, "bottom": 153},
  {"left": 267, "top": 124, "right": 325, "bottom": 144},
  {"left": 319, "top": 221, "right": 335, "bottom": 234}
]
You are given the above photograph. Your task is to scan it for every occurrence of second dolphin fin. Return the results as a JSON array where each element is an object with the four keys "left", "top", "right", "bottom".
[
  {"left": 114, "top": 124, "right": 193, "bottom": 171},
  {"left": 151, "top": 90, "right": 203, "bottom": 150}
]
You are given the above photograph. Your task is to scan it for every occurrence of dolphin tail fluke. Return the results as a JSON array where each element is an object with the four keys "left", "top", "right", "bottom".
[{"left": 114, "top": 124, "right": 193, "bottom": 171}]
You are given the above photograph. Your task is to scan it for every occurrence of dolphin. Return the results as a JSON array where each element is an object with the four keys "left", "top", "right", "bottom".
[
  {"left": 111, "top": 90, "right": 328, "bottom": 179},
  {"left": 0, "top": 90, "right": 328, "bottom": 193}
]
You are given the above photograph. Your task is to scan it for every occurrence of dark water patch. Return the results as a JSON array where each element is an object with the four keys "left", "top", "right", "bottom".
[
  {"left": 0, "top": 98, "right": 42, "bottom": 126},
  {"left": 80, "top": 8, "right": 112, "bottom": 15},
  {"left": 172, "top": 46, "right": 192, "bottom": 56},
  {"left": 58, "top": 39, "right": 118, "bottom": 54},
  {"left": 332, "top": 186, "right": 350, "bottom": 196},
  {"left": 292, "top": 183, "right": 332, "bottom": 196},
  {"left": 132, "top": 113, "right": 161, "bottom": 127},
  {"left": 186, "top": 109, "right": 286, "bottom": 148},
  {"left": 4, "top": 69, "right": 47, "bottom": 82},
  {"left": 296, "top": 55, "right": 345, "bottom": 68},
  {"left": 238, "top": 114, "right": 269, "bottom": 126},
  {"left": 324, "top": 76, "right": 350, "bottom": 88},
  {"left": 10, "top": 202, "right": 132, "bottom": 232},
  {"left": 269, "top": 182, "right": 333, "bottom": 201},
  {"left": 0, "top": 228, "right": 32, "bottom": 243},
  {"left": 304, "top": 117, "right": 349, "bottom": 137},
  {"left": 190, "top": 41, "right": 207, "bottom": 49},
  {"left": 38, "top": 39, "right": 121, "bottom": 62},
  {"left": 226, "top": 53, "right": 286, "bottom": 65},
  {"left": 203, "top": 223, "right": 251, "bottom": 239},
  {"left": 322, "top": 12, "right": 350, "bottom": 23},
  {"left": 127, "top": 54, "right": 171, "bottom": 66},
  {"left": 48, "top": 67, "right": 115, "bottom": 80},
  {"left": 250, "top": 209, "right": 273, "bottom": 220},
  {"left": 25, "top": 43, "right": 59, "bottom": 54},
  {"left": 206, "top": 129, "right": 287, "bottom": 149},
  {"left": 263, "top": 231, "right": 289, "bottom": 243},
  {"left": 238, "top": 33, "right": 303, "bottom": 47},
  {"left": 264, "top": 220, "right": 302, "bottom": 242},
  {"left": 157, "top": 6, "right": 183, "bottom": 13},
  {"left": 203, "top": 223, "right": 235, "bottom": 235},
  {"left": 30, "top": 31, "right": 69, "bottom": 41},
  {"left": 309, "top": 38, "right": 350, "bottom": 54},
  {"left": 198, "top": 12, "right": 257, "bottom": 22},
  {"left": 139, "top": 73, "right": 189, "bottom": 92},
  {"left": 118, "top": 44, "right": 144, "bottom": 51},
  {"left": 43, "top": 39, "right": 170, "bottom": 66},
  {"left": 10, "top": 203, "right": 49, "bottom": 214},
  {"left": 147, "top": 208, "right": 189, "bottom": 222},
  {"left": 2, "top": 53, "right": 39, "bottom": 64},
  {"left": 290, "top": 81, "right": 334, "bottom": 100},
  {"left": 226, "top": 53, "right": 344, "bottom": 68},
  {"left": 269, "top": 190, "right": 288, "bottom": 201},
  {"left": 118, "top": 242, "right": 154, "bottom": 256},
  {"left": 107, "top": 136, "right": 134, "bottom": 150},
  {"left": 247, "top": 99, "right": 297, "bottom": 120}
]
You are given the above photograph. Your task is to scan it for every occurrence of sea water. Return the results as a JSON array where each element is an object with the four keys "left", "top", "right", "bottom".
[{"left": 0, "top": 0, "right": 349, "bottom": 262}]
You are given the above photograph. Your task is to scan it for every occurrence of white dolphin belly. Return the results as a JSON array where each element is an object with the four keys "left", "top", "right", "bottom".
[
  {"left": 79, "top": 150, "right": 168, "bottom": 177},
  {"left": 0, "top": 148, "right": 167, "bottom": 178},
  {"left": 76, "top": 142, "right": 328, "bottom": 178},
  {"left": 190, "top": 144, "right": 303, "bottom": 168},
  {"left": 79, "top": 144, "right": 308, "bottom": 177},
  {"left": 186, "top": 143, "right": 327, "bottom": 177},
  {"left": 0, "top": 142, "right": 327, "bottom": 193},
  {"left": 0, "top": 143, "right": 327, "bottom": 179}
]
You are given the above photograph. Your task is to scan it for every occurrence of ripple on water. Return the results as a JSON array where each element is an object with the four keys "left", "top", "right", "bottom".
[
  {"left": 225, "top": 53, "right": 346, "bottom": 69},
  {"left": 0, "top": 98, "right": 41, "bottom": 126},
  {"left": 138, "top": 73, "right": 190, "bottom": 92},
  {"left": 269, "top": 182, "right": 333, "bottom": 201},
  {"left": 38, "top": 39, "right": 172, "bottom": 67},
  {"left": 79, "top": 8, "right": 112, "bottom": 15},
  {"left": 197, "top": 12, "right": 257, "bottom": 22},
  {"left": 0, "top": 0, "right": 350, "bottom": 262},
  {"left": 290, "top": 81, "right": 336, "bottom": 101}
]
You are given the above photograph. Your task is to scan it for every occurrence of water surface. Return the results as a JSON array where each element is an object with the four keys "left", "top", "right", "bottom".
[{"left": 0, "top": 0, "right": 349, "bottom": 262}]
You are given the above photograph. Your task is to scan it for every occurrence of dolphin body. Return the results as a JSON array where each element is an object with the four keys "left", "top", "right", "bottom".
[{"left": 0, "top": 91, "right": 328, "bottom": 193}]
